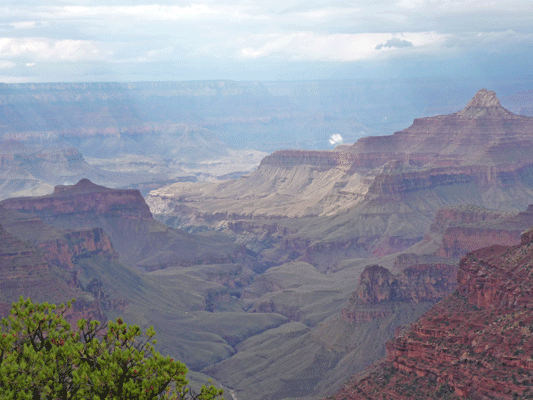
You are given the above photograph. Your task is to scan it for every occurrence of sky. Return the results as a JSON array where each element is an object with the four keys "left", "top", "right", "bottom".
[{"left": 0, "top": 0, "right": 532, "bottom": 82}]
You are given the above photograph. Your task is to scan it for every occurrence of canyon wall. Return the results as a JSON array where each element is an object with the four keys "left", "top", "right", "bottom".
[{"left": 330, "top": 229, "right": 533, "bottom": 399}]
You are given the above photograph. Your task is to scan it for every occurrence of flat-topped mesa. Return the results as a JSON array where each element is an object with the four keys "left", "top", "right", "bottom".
[
  {"left": 258, "top": 149, "right": 349, "bottom": 170},
  {"left": 1, "top": 179, "right": 152, "bottom": 220}
]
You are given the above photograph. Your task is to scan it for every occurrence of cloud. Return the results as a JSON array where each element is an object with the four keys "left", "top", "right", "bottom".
[
  {"left": 9, "top": 21, "right": 45, "bottom": 30},
  {"left": 375, "top": 38, "right": 414, "bottom": 50},
  {"left": 7, "top": 4, "right": 266, "bottom": 23},
  {"left": 329, "top": 134, "right": 343, "bottom": 145},
  {"left": 0, "top": 75, "right": 30, "bottom": 83},
  {"left": 0, "top": 37, "right": 108, "bottom": 61},
  {"left": 0, "top": 61, "right": 15, "bottom": 69},
  {"left": 0, "top": 1, "right": 531, "bottom": 82},
  {"left": 291, "top": 5, "right": 362, "bottom": 22},
  {"left": 396, "top": 0, "right": 427, "bottom": 9},
  {"left": 240, "top": 31, "right": 446, "bottom": 61},
  {"left": 134, "top": 46, "right": 175, "bottom": 62}
]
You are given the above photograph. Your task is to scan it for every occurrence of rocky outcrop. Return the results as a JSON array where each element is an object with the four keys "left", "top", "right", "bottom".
[
  {"left": 437, "top": 226, "right": 522, "bottom": 258},
  {"left": 259, "top": 150, "right": 351, "bottom": 171},
  {"left": 341, "top": 263, "right": 457, "bottom": 324},
  {"left": 423, "top": 204, "right": 533, "bottom": 259},
  {"left": 1, "top": 179, "right": 246, "bottom": 270},
  {"left": 2, "top": 178, "right": 153, "bottom": 221},
  {"left": 147, "top": 89, "right": 533, "bottom": 266},
  {"left": 0, "top": 223, "right": 49, "bottom": 284},
  {"left": 353, "top": 265, "right": 394, "bottom": 304},
  {"left": 0, "top": 222, "right": 107, "bottom": 321},
  {"left": 0, "top": 207, "right": 123, "bottom": 320},
  {"left": 330, "top": 228, "right": 533, "bottom": 400},
  {"left": 38, "top": 227, "right": 118, "bottom": 270},
  {"left": 457, "top": 228, "right": 533, "bottom": 310}
]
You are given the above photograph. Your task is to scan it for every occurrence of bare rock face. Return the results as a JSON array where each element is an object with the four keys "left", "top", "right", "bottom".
[
  {"left": 341, "top": 263, "right": 457, "bottom": 324},
  {"left": 355, "top": 265, "right": 393, "bottom": 304},
  {"left": 0, "top": 223, "right": 49, "bottom": 284},
  {"left": 38, "top": 227, "right": 118, "bottom": 271},
  {"left": 329, "top": 227, "right": 533, "bottom": 400},
  {"left": 0, "top": 205, "right": 120, "bottom": 320},
  {"left": 148, "top": 89, "right": 533, "bottom": 265},
  {"left": 0, "top": 221, "right": 108, "bottom": 322},
  {"left": 456, "top": 88, "right": 515, "bottom": 118},
  {"left": 0, "top": 179, "right": 248, "bottom": 271},
  {"left": 423, "top": 204, "right": 533, "bottom": 259},
  {"left": 2, "top": 178, "right": 153, "bottom": 221}
]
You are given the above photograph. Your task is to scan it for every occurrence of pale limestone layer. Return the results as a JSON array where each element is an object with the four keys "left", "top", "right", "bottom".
[
  {"left": 146, "top": 89, "right": 533, "bottom": 259},
  {"left": 147, "top": 164, "right": 371, "bottom": 220}
]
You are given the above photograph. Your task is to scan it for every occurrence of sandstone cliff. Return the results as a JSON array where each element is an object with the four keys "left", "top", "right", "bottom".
[
  {"left": 2, "top": 178, "right": 153, "bottom": 220},
  {"left": 1, "top": 179, "right": 247, "bottom": 271},
  {"left": 0, "top": 220, "right": 109, "bottom": 323},
  {"left": 420, "top": 204, "right": 533, "bottom": 259},
  {"left": 147, "top": 89, "right": 533, "bottom": 266},
  {"left": 330, "top": 228, "right": 533, "bottom": 399},
  {"left": 341, "top": 263, "right": 457, "bottom": 324}
]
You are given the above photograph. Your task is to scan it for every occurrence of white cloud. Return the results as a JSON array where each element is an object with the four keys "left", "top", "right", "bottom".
[
  {"left": 292, "top": 6, "right": 361, "bottom": 22},
  {"left": 239, "top": 31, "right": 448, "bottom": 61},
  {"left": 0, "top": 75, "right": 30, "bottom": 83},
  {"left": 397, "top": 0, "right": 532, "bottom": 12},
  {"left": 329, "top": 134, "right": 343, "bottom": 145},
  {"left": 397, "top": 0, "right": 427, "bottom": 9},
  {"left": 134, "top": 46, "right": 175, "bottom": 62},
  {"left": 0, "top": 37, "right": 108, "bottom": 61},
  {"left": 0, "top": 1, "right": 531, "bottom": 81},
  {"left": 10, "top": 21, "right": 42, "bottom": 29},
  {"left": 0, "top": 61, "right": 15, "bottom": 69},
  {"left": 13, "top": 4, "right": 266, "bottom": 23}
]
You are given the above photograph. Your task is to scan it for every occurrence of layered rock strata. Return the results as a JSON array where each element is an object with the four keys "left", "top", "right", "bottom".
[
  {"left": 2, "top": 178, "right": 152, "bottom": 220},
  {"left": 341, "top": 263, "right": 457, "bottom": 324},
  {"left": 1, "top": 179, "right": 246, "bottom": 270},
  {"left": 330, "top": 228, "right": 533, "bottom": 399},
  {"left": 423, "top": 204, "right": 533, "bottom": 259},
  {"left": 148, "top": 89, "right": 533, "bottom": 263}
]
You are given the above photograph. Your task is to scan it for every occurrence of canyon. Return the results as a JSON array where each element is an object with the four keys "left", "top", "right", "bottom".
[
  {"left": 147, "top": 89, "right": 533, "bottom": 268},
  {"left": 330, "top": 228, "right": 533, "bottom": 399},
  {"left": 0, "top": 179, "right": 246, "bottom": 271},
  {"left": 143, "top": 89, "right": 533, "bottom": 398},
  {"left": 3, "top": 87, "right": 533, "bottom": 399},
  {"left": 3, "top": 79, "right": 533, "bottom": 202}
]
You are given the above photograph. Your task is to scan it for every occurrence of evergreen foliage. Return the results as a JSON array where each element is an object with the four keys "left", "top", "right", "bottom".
[{"left": 0, "top": 297, "right": 223, "bottom": 400}]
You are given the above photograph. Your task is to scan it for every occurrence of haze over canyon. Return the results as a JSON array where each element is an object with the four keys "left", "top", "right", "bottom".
[{"left": 3, "top": 82, "right": 533, "bottom": 399}]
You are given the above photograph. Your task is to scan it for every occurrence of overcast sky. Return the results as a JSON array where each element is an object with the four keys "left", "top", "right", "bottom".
[{"left": 0, "top": 0, "right": 532, "bottom": 82}]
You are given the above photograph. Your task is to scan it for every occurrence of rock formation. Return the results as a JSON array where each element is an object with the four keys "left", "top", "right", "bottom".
[
  {"left": 1, "top": 179, "right": 247, "bottom": 271},
  {"left": 419, "top": 204, "right": 533, "bottom": 259},
  {"left": 340, "top": 262, "right": 457, "bottom": 324},
  {"left": 147, "top": 89, "right": 533, "bottom": 269},
  {"left": 329, "top": 228, "right": 533, "bottom": 399},
  {"left": 0, "top": 217, "right": 107, "bottom": 322}
]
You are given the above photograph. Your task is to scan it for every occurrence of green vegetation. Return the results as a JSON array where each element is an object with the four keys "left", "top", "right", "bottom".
[{"left": 0, "top": 297, "right": 223, "bottom": 400}]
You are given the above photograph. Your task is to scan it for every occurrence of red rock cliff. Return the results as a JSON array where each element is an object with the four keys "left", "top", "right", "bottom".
[
  {"left": 330, "top": 227, "right": 533, "bottom": 400},
  {"left": 261, "top": 90, "right": 533, "bottom": 176},
  {"left": 426, "top": 204, "right": 533, "bottom": 259},
  {"left": 341, "top": 262, "right": 457, "bottom": 324},
  {"left": 1, "top": 178, "right": 152, "bottom": 221},
  {"left": 39, "top": 227, "right": 118, "bottom": 271}
]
